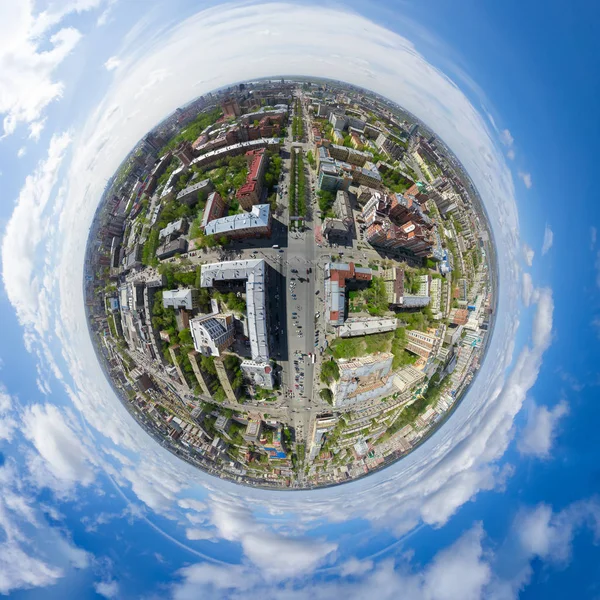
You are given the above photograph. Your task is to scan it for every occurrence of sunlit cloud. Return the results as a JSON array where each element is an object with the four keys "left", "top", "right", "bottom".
[
  {"left": 0, "top": 1, "right": 104, "bottom": 137},
  {"left": 518, "top": 400, "right": 569, "bottom": 459}
]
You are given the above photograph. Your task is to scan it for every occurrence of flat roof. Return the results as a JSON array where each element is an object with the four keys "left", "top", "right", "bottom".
[
  {"left": 200, "top": 259, "right": 269, "bottom": 362},
  {"left": 204, "top": 204, "right": 270, "bottom": 236}
]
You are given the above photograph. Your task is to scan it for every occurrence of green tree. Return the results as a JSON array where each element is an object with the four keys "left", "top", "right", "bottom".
[
  {"left": 320, "top": 388, "right": 333, "bottom": 404},
  {"left": 320, "top": 359, "right": 340, "bottom": 384}
]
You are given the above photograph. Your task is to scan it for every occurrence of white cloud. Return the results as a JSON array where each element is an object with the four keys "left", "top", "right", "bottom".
[
  {"left": 541, "top": 224, "right": 553, "bottom": 255},
  {"left": 517, "top": 400, "right": 569, "bottom": 458},
  {"left": 97, "top": 0, "right": 118, "bottom": 26},
  {"left": 0, "top": 462, "right": 90, "bottom": 595},
  {"left": 185, "top": 528, "right": 215, "bottom": 541},
  {"left": 1, "top": 132, "right": 71, "bottom": 336},
  {"left": 208, "top": 499, "right": 337, "bottom": 579},
  {"left": 104, "top": 56, "right": 121, "bottom": 71},
  {"left": 591, "top": 226, "right": 597, "bottom": 250},
  {"left": 0, "top": 1, "right": 95, "bottom": 137},
  {"left": 522, "top": 243, "right": 534, "bottom": 266},
  {"left": 0, "top": 385, "right": 17, "bottom": 442},
  {"left": 178, "top": 498, "right": 208, "bottom": 513},
  {"left": 521, "top": 273, "right": 534, "bottom": 307},
  {"left": 29, "top": 118, "right": 47, "bottom": 141},
  {"left": 518, "top": 171, "right": 532, "bottom": 189},
  {"left": 21, "top": 403, "right": 96, "bottom": 492},
  {"left": 170, "top": 524, "right": 491, "bottom": 600},
  {"left": 339, "top": 557, "right": 374, "bottom": 577},
  {"left": 500, "top": 129, "right": 514, "bottom": 147},
  {"left": 94, "top": 579, "right": 119, "bottom": 599},
  {"left": 170, "top": 496, "right": 600, "bottom": 600},
  {"left": 506, "top": 148, "right": 515, "bottom": 160},
  {"left": 17, "top": 147, "right": 27, "bottom": 158}
]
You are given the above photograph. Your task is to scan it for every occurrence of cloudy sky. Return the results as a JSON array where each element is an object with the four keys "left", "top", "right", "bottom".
[{"left": 1, "top": 0, "right": 599, "bottom": 598}]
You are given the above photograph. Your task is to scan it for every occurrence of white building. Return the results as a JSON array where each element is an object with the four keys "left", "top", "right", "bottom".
[
  {"left": 338, "top": 317, "right": 397, "bottom": 338},
  {"left": 190, "top": 314, "right": 234, "bottom": 357},
  {"left": 200, "top": 259, "right": 269, "bottom": 362},
  {"left": 163, "top": 289, "right": 197, "bottom": 310}
]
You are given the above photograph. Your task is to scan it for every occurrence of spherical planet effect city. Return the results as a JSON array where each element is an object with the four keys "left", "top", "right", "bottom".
[
  {"left": 86, "top": 77, "right": 497, "bottom": 489},
  {"left": 0, "top": 1, "right": 597, "bottom": 599}
]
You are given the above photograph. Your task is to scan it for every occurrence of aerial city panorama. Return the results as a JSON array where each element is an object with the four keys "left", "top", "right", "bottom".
[
  {"left": 5, "top": 0, "right": 600, "bottom": 597},
  {"left": 86, "top": 78, "right": 496, "bottom": 489}
]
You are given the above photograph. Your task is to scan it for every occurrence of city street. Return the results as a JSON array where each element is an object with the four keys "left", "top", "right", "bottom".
[{"left": 145, "top": 89, "right": 418, "bottom": 447}]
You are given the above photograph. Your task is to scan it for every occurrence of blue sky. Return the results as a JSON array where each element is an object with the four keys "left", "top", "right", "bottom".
[{"left": 1, "top": 0, "right": 599, "bottom": 598}]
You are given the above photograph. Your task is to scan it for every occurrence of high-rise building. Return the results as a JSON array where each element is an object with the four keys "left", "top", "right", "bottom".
[
  {"left": 308, "top": 414, "right": 337, "bottom": 460},
  {"left": 221, "top": 96, "right": 241, "bottom": 118}
]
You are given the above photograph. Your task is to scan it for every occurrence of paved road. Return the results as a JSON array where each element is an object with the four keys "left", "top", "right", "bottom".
[{"left": 147, "top": 90, "right": 423, "bottom": 454}]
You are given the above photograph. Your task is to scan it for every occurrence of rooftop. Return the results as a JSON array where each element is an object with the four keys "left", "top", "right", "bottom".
[
  {"left": 200, "top": 259, "right": 269, "bottom": 362},
  {"left": 204, "top": 204, "right": 270, "bottom": 236}
]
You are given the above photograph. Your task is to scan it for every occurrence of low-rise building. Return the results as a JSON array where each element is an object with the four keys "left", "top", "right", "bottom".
[
  {"left": 190, "top": 313, "right": 235, "bottom": 357},
  {"left": 308, "top": 414, "right": 337, "bottom": 461},
  {"left": 235, "top": 148, "right": 268, "bottom": 209},
  {"left": 163, "top": 289, "right": 198, "bottom": 310},
  {"left": 176, "top": 178, "right": 215, "bottom": 207},
  {"left": 200, "top": 259, "right": 269, "bottom": 363},
  {"left": 324, "top": 262, "right": 372, "bottom": 326},
  {"left": 405, "top": 329, "right": 439, "bottom": 359},
  {"left": 322, "top": 189, "right": 353, "bottom": 241},
  {"left": 159, "top": 218, "right": 188, "bottom": 240},
  {"left": 200, "top": 191, "right": 226, "bottom": 229},
  {"left": 204, "top": 204, "right": 271, "bottom": 240},
  {"left": 156, "top": 238, "right": 188, "bottom": 260},
  {"left": 338, "top": 317, "right": 397, "bottom": 338},
  {"left": 243, "top": 418, "right": 263, "bottom": 443},
  {"left": 392, "top": 365, "right": 426, "bottom": 393},
  {"left": 241, "top": 360, "right": 274, "bottom": 390},
  {"left": 332, "top": 352, "right": 395, "bottom": 407}
]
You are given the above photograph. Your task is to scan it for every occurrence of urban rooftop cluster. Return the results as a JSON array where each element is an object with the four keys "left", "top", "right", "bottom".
[{"left": 85, "top": 76, "right": 495, "bottom": 489}]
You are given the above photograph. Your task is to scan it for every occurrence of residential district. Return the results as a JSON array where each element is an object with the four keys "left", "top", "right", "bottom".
[{"left": 85, "top": 77, "right": 497, "bottom": 489}]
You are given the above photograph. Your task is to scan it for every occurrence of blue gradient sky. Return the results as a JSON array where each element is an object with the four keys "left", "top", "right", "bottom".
[{"left": 1, "top": 1, "right": 599, "bottom": 598}]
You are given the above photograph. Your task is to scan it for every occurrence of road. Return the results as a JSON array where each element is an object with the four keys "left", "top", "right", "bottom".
[{"left": 146, "top": 89, "right": 421, "bottom": 455}]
